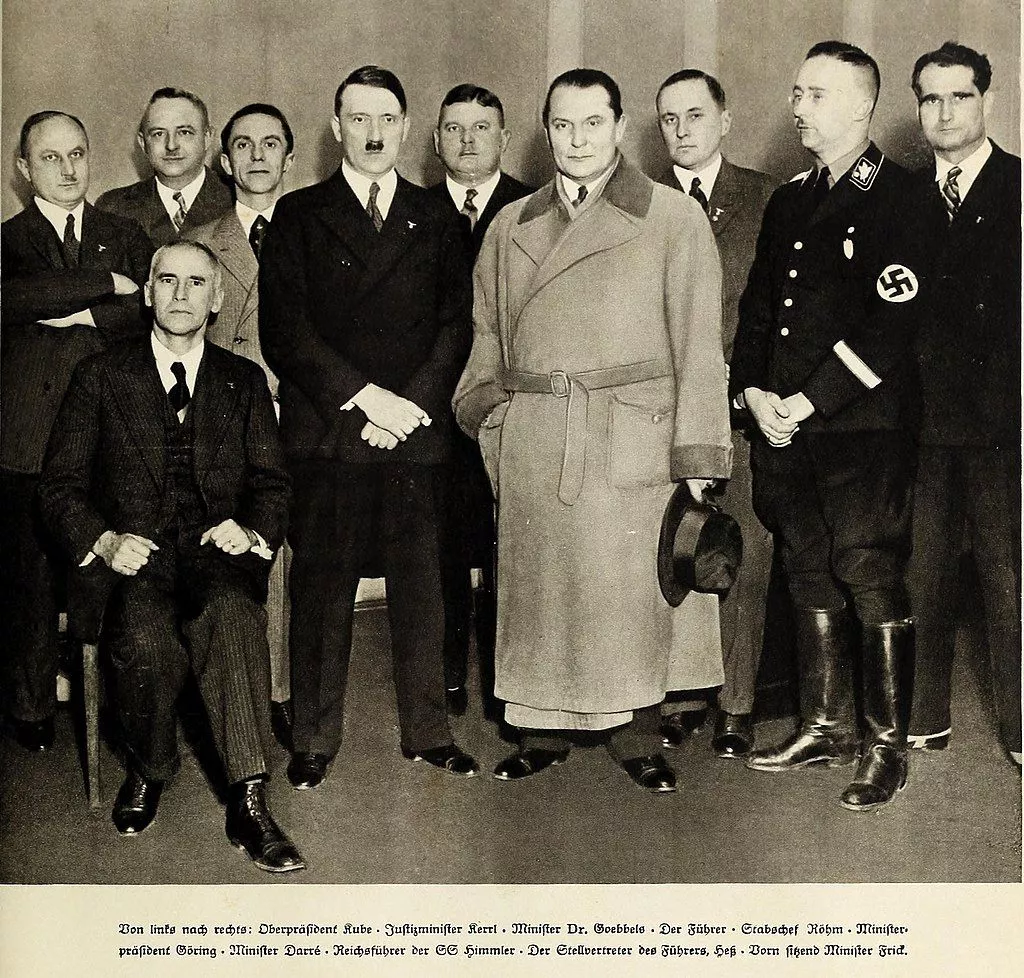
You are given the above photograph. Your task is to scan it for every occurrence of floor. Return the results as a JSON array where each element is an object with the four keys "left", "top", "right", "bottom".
[{"left": 0, "top": 608, "right": 1019, "bottom": 885}]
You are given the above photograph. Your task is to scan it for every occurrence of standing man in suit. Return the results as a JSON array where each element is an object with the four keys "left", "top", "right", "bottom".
[
  {"left": 732, "top": 42, "right": 926, "bottom": 811},
  {"left": 39, "top": 240, "right": 304, "bottom": 873},
  {"left": 906, "top": 42, "right": 1021, "bottom": 768},
  {"left": 1, "top": 111, "right": 152, "bottom": 752},
  {"left": 454, "top": 69, "right": 731, "bottom": 793},
  {"left": 429, "top": 84, "right": 533, "bottom": 718},
  {"left": 97, "top": 88, "right": 232, "bottom": 248},
  {"left": 655, "top": 69, "right": 777, "bottom": 758},
  {"left": 260, "top": 65, "right": 478, "bottom": 790},
  {"left": 191, "top": 102, "right": 295, "bottom": 750}
]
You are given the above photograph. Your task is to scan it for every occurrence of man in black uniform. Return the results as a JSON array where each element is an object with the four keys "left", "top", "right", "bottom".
[
  {"left": 905, "top": 43, "right": 1021, "bottom": 768},
  {"left": 731, "top": 41, "right": 925, "bottom": 811}
]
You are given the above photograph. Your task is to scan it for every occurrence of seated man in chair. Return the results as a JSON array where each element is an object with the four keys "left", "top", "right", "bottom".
[{"left": 39, "top": 240, "right": 303, "bottom": 874}]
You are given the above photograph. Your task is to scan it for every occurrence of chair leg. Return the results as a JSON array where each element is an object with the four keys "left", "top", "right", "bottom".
[{"left": 82, "top": 641, "right": 101, "bottom": 809}]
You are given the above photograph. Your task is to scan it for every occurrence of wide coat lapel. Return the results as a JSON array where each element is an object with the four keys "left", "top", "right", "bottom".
[
  {"left": 209, "top": 211, "right": 259, "bottom": 325},
  {"left": 109, "top": 343, "right": 168, "bottom": 491},
  {"left": 707, "top": 160, "right": 743, "bottom": 235},
  {"left": 24, "top": 202, "right": 69, "bottom": 270},
  {"left": 949, "top": 142, "right": 1006, "bottom": 234},
  {"left": 191, "top": 349, "right": 243, "bottom": 487},
  {"left": 808, "top": 143, "right": 885, "bottom": 228}
]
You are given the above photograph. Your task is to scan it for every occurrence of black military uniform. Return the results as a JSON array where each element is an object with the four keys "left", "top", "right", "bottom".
[{"left": 730, "top": 142, "right": 926, "bottom": 810}]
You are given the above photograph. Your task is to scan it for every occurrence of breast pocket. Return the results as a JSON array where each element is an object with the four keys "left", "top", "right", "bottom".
[{"left": 607, "top": 393, "right": 673, "bottom": 489}]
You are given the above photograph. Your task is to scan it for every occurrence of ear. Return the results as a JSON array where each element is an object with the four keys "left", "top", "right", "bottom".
[
  {"left": 136, "top": 130, "right": 146, "bottom": 154},
  {"left": 16, "top": 157, "right": 31, "bottom": 186},
  {"left": 330, "top": 115, "right": 342, "bottom": 143},
  {"left": 282, "top": 152, "right": 294, "bottom": 173},
  {"left": 614, "top": 113, "right": 628, "bottom": 144},
  {"left": 143, "top": 280, "right": 154, "bottom": 309},
  {"left": 220, "top": 152, "right": 233, "bottom": 179},
  {"left": 210, "top": 282, "right": 224, "bottom": 315},
  {"left": 432, "top": 128, "right": 441, "bottom": 157},
  {"left": 499, "top": 128, "right": 512, "bottom": 153},
  {"left": 720, "top": 108, "right": 733, "bottom": 140},
  {"left": 981, "top": 90, "right": 995, "bottom": 122},
  {"left": 852, "top": 94, "right": 874, "bottom": 123},
  {"left": 400, "top": 115, "right": 411, "bottom": 144}
]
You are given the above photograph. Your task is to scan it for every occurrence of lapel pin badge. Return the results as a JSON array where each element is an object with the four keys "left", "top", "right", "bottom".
[
  {"left": 407, "top": 221, "right": 417, "bottom": 230},
  {"left": 97, "top": 244, "right": 107, "bottom": 251}
]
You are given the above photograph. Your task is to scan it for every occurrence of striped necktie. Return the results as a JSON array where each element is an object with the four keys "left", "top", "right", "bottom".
[
  {"left": 172, "top": 191, "right": 188, "bottom": 232},
  {"left": 461, "top": 188, "right": 479, "bottom": 229},
  {"left": 942, "top": 166, "right": 962, "bottom": 221}
]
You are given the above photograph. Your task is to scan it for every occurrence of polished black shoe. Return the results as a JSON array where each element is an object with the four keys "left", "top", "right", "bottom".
[
  {"left": 493, "top": 747, "right": 569, "bottom": 781},
  {"left": 112, "top": 770, "right": 163, "bottom": 835},
  {"left": 745, "top": 729, "right": 858, "bottom": 772},
  {"left": 445, "top": 686, "right": 468, "bottom": 717},
  {"left": 7, "top": 716, "right": 55, "bottom": 752},
  {"left": 840, "top": 744, "right": 908, "bottom": 812},
  {"left": 226, "top": 779, "right": 305, "bottom": 873},
  {"left": 286, "top": 752, "right": 331, "bottom": 790},
  {"left": 621, "top": 754, "right": 677, "bottom": 793},
  {"left": 270, "top": 700, "right": 293, "bottom": 752},
  {"left": 907, "top": 731, "right": 950, "bottom": 752},
  {"left": 402, "top": 743, "right": 479, "bottom": 777},
  {"left": 659, "top": 708, "right": 708, "bottom": 749},
  {"left": 712, "top": 712, "right": 755, "bottom": 758}
]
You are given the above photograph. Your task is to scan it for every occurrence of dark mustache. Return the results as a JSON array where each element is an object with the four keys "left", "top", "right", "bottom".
[{"left": 365, "top": 140, "right": 384, "bottom": 152}]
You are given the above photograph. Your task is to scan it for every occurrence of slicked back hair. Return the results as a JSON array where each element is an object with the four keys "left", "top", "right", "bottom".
[
  {"left": 141, "top": 87, "right": 211, "bottom": 133},
  {"left": 543, "top": 68, "right": 623, "bottom": 126},
  {"left": 221, "top": 102, "right": 295, "bottom": 155},
  {"left": 911, "top": 41, "right": 992, "bottom": 98},
  {"left": 149, "top": 239, "right": 223, "bottom": 292},
  {"left": 657, "top": 69, "right": 727, "bottom": 110},
  {"left": 439, "top": 84, "right": 505, "bottom": 127},
  {"left": 335, "top": 65, "right": 407, "bottom": 117}
]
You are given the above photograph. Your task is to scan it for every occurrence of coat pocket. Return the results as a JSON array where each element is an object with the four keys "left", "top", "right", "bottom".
[
  {"left": 478, "top": 398, "right": 510, "bottom": 498},
  {"left": 607, "top": 393, "right": 673, "bottom": 489}
]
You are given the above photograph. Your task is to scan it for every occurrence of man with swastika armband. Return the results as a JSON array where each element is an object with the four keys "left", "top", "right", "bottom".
[{"left": 730, "top": 41, "right": 928, "bottom": 812}]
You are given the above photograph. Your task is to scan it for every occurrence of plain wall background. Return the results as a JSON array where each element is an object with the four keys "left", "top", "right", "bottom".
[{"left": 2, "top": 0, "right": 1019, "bottom": 215}]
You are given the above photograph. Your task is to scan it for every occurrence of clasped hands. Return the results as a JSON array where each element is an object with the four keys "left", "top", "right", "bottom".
[
  {"left": 93, "top": 519, "right": 258, "bottom": 576},
  {"left": 352, "top": 383, "right": 431, "bottom": 451},
  {"left": 743, "top": 388, "right": 815, "bottom": 448}
]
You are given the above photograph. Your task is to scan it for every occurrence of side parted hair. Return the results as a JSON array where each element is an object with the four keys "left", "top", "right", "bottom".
[
  {"left": 911, "top": 41, "right": 992, "bottom": 97},
  {"left": 657, "top": 69, "right": 727, "bottom": 110},
  {"left": 806, "top": 40, "right": 881, "bottom": 109},
  {"left": 221, "top": 102, "right": 295, "bottom": 155},
  {"left": 335, "top": 65, "right": 407, "bottom": 117},
  {"left": 19, "top": 110, "right": 88, "bottom": 158},
  {"left": 149, "top": 239, "right": 223, "bottom": 291},
  {"left": 543, "top": 68, "right": 623, "bottom": 125},
  {"left": 141, "top": 87, "right": 211, "bottom": 133},
  {"left": 439, "top": 84, "right": 505, "bottom": 127}
]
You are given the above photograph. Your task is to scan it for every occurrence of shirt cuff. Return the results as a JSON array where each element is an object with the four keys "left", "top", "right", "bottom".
[
  {"left": 40, "top": 308, "right": 97, "bottom": 328},
  {"left": 251, "top": 532, "right": 273, "bottom": 560}
]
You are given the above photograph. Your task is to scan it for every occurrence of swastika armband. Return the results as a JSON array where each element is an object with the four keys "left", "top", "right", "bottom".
[{"left": 876, "top": 264, "right": 919, "bottom": 303}]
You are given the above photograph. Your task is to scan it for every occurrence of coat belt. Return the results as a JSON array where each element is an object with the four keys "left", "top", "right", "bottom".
[{"left": 501, "top": 358, "right": 673, "bottom": 505}]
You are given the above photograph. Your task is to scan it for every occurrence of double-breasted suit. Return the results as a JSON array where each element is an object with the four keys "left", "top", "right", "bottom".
[
  {"left": 259, "top": 167, "right": 473, "bottom": 757},
  {"left": 38, "top": 339, "right": 290, "bottom": 782},
  {"left": 0, "top": 200, "right": 152, "bottom": 724},
  {"left": 906, "top": 141, "right": 1021, "bottom": 756},
  {"left": 659, "top": 158, "right": 777, "bottom": 716},
  {"left": 454, "top": 158, "right": 731, "bottom": 728},
  {"left": 96, "top": 168, "right": 232, "bottom": 248}
]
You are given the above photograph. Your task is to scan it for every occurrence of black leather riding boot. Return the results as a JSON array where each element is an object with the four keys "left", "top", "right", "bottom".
[
  {"left": 841, "top": 619, "right": 914, "bottom": 811},
  {"left": 746, "top": 607, "right": 858, "bottom": 771}
]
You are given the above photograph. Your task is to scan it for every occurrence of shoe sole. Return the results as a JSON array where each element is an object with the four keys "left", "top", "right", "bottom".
[
  {"left": 746, "top": 755, "right": 858, "bottom": 772},
  {"left": 406, "top": 754, "right": 480, "bottom": 778},
  {"left": 839, "top": 781, "right": 907, "bottom": 813},
  {"left": 114, "top": 816, "right": 157, "bottom": 836},
  {"left": 229, "top": 840, "right": 306, "bottom": 873},
  {"left": 493, "top": 756, "right": 566, "bottom": 781}
]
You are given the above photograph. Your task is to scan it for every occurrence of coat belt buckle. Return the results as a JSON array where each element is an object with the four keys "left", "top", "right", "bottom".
[{"left": 549, "top": 370, "right": 570, "bottom": 397}]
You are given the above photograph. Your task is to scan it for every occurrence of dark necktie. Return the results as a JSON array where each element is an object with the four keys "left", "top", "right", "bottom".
[
  {"left": 573, "top": 184, "right": 588, "bottom": 208},
  {"left": 366, "top": 181, "right": 384, "bottom": 232},
  {"left": 172, "top": 191, "right": 188, "bottom": 232},
  {"left": 806, "top": 165, "right": 831, "bottom": 213},
  {"left": 689, "top": 176, "right": 709, "bottom": 214},
  {"left": 249, "top": 214, "right": 268, "bottom": 260},
  {"left": 168, "top": 361, "right": 191, "bottom": 416},
  {"left": 461, "top": 187, "right": 479, "bottom": 229},
  {"left": 942, "top": 166, "right": 962, "bottom": 221},
  {"left": 62, "top": 212, "right": 80, "bottom": 267}
]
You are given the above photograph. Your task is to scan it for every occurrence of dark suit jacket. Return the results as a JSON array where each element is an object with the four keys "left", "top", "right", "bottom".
[
  {"left": 38, "top": 340, "right": 289, "bottom": 593},
  {"left": 912, "top": 142, "right": 1021, "bottom": 448},
  {"left": 730, "top": 143, "right": 927, "bottom": 433},
  {"left": 96, "top": 168, "right": 233, "bottom": 248},
  {"left": 259, "top": 168, "right": 473, "bottom": 465},
  {"left": 658, "top": 158, "right": 775, "bottom": 357},
  {"left": 428, "top": 171, "right": 534, "bottom": 260},
  {"left": 1, "top": 201, "right": 153, "bottom": 473}
]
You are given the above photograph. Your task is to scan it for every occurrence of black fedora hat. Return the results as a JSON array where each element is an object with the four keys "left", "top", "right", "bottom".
[{"left": 657, "top": 483, "right": 743, "bottom": 607}]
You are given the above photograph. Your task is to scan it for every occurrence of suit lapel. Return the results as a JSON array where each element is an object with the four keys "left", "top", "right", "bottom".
[
  {"left": 357, "top": 179, "right": 425, "bottom": 297},
  {"left": 79, "top": 204, "right": 121, "bottom": 269},
  {"left": 24, "top": 202, "right": 70, "bottom": 270},
  {"left": 950, "top": 145, "right": 1003, "bottom": 231},
  {"left": 707, "top": 160, "right": 742, "bottom": 235},
  {"left": 191, "top": 350, "right": 241, "bottom": 486},
  {"left": 110, "top": 343, "right": 167, "bottom": 491},
  {"left": 809, "top": 144, "right": 885, "bottom": 228}
]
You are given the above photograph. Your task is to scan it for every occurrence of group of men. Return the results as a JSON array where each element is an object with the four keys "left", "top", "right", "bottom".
[{"left": 1, "top": 37, "right": 1018, "bottom": 876}]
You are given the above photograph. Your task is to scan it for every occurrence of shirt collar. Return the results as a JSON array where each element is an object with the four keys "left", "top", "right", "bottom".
[
  {"left": 934, "top": 137, "right": 992, "bottom": 201},
  {"left": 235, "top": 199, "right": 277, "bottom": 237},
  {"left": 818, "top": 140, "right": 870, "bottom": 187},
  {"left": 34, "top": 197, "right": 85, "bottom": 241},
  {"left": 150, "top": 329, "right": 205, "bottom": 399},
  {"left": 445, "top": 169, "right": 502, "bottom": 214},
  {"left": 342, "top": 159, "right": 398, "bottom": 221},
  {"left": 672, "top": 152, "right": 723, "bottom": 199},
  {"left": 558, "top": 155, "right": 620, "bottom": 218},
  {"left": 154, "top": 167, "right": 207, "bottom": 214}
]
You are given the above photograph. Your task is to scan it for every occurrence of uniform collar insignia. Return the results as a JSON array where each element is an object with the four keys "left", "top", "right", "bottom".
[{"left": 849, "top": 156, "right": 878, "bottom": 191}]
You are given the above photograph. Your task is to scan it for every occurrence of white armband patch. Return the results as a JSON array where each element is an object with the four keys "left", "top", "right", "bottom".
[
  {"left": 876, "top": 264, "right": 919, "bottom": 303},
  {"left": 834, "top": 341, "right": 881, "bottom": 389}
]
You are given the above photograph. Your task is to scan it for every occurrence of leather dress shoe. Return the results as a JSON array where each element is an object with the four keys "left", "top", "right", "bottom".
[
  {"left": 745, "top": 729, "right": 858, "bottom": 772},
  {"left": 907, "top": 731, "right": 950, "bottom": 751},
  {"left": 226, "top": 779, "right": 305, "bottom": 873},
  {"left": 493, "top": 747, "right": 569, "bottom": 781},
  {"left": 270, "top": 700, "right": 293, "bottom": 752},
  {"left": 8, "top": 716, "right": 55, "bottom": 752},
  {"left": 402, "top": 743, "right": 479, "bottom": 777},
  {"left": 112, "top": 770, "right": 163, "bottom": 835},
  {"left": 286, "top": 752, "right": 331, "bottom": 790},
  {"left": 840, "top": 744, "right": 908, "bottom": 812},
  {"left": 712, "top": 712, "right": 755, "bottom": 758},
  {"left": 660, "top": 708, "right": 708, "bottom": 749},
  {"left": 621, "top": 754, "right": 677, "bottom": 793},
  {"left": 445, "top": 686, "right": 468, "bottom": 717}
]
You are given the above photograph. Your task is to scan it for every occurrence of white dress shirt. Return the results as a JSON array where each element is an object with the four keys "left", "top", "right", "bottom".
[
  {"left": 558, "top": 156, "right": 619, "bottom": 220},
  {"left": 235, "top": 199, "right": 277, "bottom": 238},
  {"left": 155, "top": 168, "right": 207, "bottom": 224},
  {"left": 34, "top": 196, "right": 96, "bottom": 329},
  {"left": 342, "top": 159, "right": 398, "bottom": 221},
  {"left": 934, "top": 136, "right": 992, "bottom": 202},
  {"left": 445, "top": 169, "right": 501, "bottom": 216},
  {"left": 673, "top": 151, "right": 723, "bottom": 200}
]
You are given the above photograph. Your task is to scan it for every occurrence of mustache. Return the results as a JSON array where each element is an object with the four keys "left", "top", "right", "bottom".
[{"left": 365, "top": 140, "right": 385, "bottom": 152}]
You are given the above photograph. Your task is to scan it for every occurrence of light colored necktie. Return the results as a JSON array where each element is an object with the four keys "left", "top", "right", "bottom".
[
  {"left": 172, "top": 191, "right": 188, "bottom": 232},
  {"left": 366, "top": 182, "right": 384, "bottom": 232},
  {"left": 942, "top": 166, "right": 962, "bottom": 221}
]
